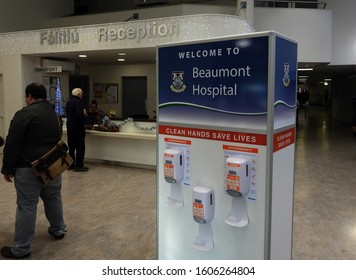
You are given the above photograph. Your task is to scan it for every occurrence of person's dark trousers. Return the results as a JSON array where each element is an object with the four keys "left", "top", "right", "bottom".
[{"left": 67, "top": 126, "right": 86, "bottom": 167}]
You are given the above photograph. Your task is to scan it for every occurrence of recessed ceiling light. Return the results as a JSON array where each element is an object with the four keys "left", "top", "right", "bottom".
[
  {"left": 78, "top": 54, "right": 87, "bottom": 58},
  {"left": 118, "top": 53, "right": 126, "bottom": 56},
  {"left": 118, "top": 58, "right": 125, "bottom": 62},
  {"left": 298, "top": 68, "right": 313, "bottom": 71}
]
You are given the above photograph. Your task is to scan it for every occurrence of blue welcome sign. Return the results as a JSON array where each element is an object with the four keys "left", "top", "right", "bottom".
[{"left": 158, "top": 33, "right": 297, "bottom": 129}]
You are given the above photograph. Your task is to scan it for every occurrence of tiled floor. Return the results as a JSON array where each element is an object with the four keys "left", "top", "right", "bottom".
[
  {"left": 0, "top": 163, "right": 157, "bottom": 260},
  {"left": 0, "top": 105, "right": 355, "bottom": 260},
  {"left": 292, "top": 105, "right": 356, "bottom": 259}
]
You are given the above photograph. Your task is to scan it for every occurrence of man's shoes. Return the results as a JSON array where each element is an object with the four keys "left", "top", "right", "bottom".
[
  {"left": 1, "top": 246, "right": 30, "bottom": 259},
  {"left": 73, "top": 166, "right": 89, "bottom": 172},
  {"left": 48, "top": 227, "right": 66, "bottom": 240}
]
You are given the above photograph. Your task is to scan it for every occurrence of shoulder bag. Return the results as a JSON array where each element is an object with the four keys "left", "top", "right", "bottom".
[{"left": 23, "top": 113, "right": 73, "bottom": 185}]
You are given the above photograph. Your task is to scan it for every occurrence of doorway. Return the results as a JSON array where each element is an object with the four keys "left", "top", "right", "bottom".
[{"left": 122, "top": 76, "right": 147, "bottom": 119}]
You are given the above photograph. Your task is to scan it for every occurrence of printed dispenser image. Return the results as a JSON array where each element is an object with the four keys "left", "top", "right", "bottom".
[
  {"left": 164, "top": 148, "right": 184, "bottom": 208},
  {"left": 225, "top": 157, "right": 250, "bottom": 227},
  {"left": 192, "top": 186, "right": 214, "bottom": 251}
]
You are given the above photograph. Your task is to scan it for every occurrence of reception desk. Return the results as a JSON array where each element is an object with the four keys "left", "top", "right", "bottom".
[{"left": 62, "top": 120, "right": 157, "bottom": 168}]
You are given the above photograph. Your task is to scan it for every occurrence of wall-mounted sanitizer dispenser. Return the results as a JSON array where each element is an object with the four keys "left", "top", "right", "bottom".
[
  {"left": 225, "top": 157, "right": 250, "bottom": 227},
  {"left": 192, "top": 186, "right": 214, "bottom": 251},
  {"left": 164, "top": 148, "right": 184, "bottom": 183},
  {"left": 164, "top": 148, "right": 184, "bottom": 208}
]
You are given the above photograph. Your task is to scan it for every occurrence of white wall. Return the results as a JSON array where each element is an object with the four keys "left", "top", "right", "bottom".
[
  {"left": 253, "top": 0, "right": 356, "bottom": 66},
  {"left": 325, "top": 0, "right": 356, "bottom": 65},
  {"left": 254, "top": 8, "right": 332, "bottom": 63},
  {"left": 0, "top": 55, "right": 23, "bottom": 133}
]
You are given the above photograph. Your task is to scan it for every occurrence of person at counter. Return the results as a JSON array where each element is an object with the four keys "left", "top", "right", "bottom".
[
  {"left": 88, "top": 99, "right": 106, "bottom": 125},
  {"left": 65, "top": 88, "right": 89, "bottom": 172}
]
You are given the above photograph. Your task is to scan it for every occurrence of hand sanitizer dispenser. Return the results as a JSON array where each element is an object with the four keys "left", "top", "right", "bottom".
[
  {"left": 164, "top": 148, "right": 184, "bottom": 183},
  {"left": 192, "top": 186, "right": 214, "bottom": 251},
  {"left": 225, "top": 157, "right": 250, "bottom": 227},
  {"left": 226, "top": 157, "right": 250, "bottom": 197},
  {"left": 164, "top": 148, "right": 184, "bottom": 208},
  {"left": 193, "top": 186, "right": 214, "bottom": 223}
]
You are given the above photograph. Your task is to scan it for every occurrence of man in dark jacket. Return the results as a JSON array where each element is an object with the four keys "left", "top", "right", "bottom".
[
  {"left": 66, "top": 87, "right": 88, "bottom": 171},
  {"left": 1, "top": 83, "right": 66, "bottom": 259}
]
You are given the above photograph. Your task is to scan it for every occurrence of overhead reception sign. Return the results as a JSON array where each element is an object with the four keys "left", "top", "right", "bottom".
[{"left": 0, "top": 15, "right": 254, "bottom": 55}]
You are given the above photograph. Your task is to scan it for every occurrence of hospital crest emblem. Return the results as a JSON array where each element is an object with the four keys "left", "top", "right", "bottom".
[
  {"left": 170, "top": 71, "right": 186, "bottom": 93},
  {"left": 283, "top": 63, "right": 291, "bottom": 87}
]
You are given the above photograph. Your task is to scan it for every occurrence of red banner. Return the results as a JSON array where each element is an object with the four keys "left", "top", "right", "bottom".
[
  {"left": 273, "top": 128, "right": 295, "bottom": 152},
  {"left": 159, "top": 125, "right": 267, "bottom": 146}
]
